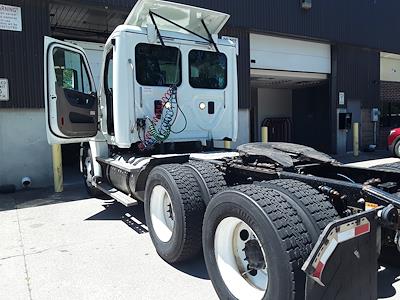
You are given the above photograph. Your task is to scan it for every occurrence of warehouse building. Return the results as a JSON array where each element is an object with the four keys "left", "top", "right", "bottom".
[{"left": 1, "top": 0, "right": 400, "bottom": 188}]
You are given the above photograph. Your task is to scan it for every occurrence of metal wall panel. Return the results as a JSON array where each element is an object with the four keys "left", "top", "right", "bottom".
[
  {"left": 335, "top": 45, "right": 380, "bottom": 109},
  {"left": 1, "top": 0, "right": 391, "bottom": 110},
  {"left": 78, "top": 0, "right": 400, "bottom": 54},
  {"left": 0, "top": 0, "right": 50, "bottom": 108}
]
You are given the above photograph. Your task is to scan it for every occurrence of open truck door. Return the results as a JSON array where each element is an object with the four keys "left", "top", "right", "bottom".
[{"left": 44, "top": 36, "right": 98, "bottom": 144}]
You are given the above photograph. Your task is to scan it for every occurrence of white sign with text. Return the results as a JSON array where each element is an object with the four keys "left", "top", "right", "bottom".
[
  {"left": 0, "top": 4, "right": 22, "bottom": 32},
  {"left": 0, "top": 79, "right": 9, "bottom": 101}
]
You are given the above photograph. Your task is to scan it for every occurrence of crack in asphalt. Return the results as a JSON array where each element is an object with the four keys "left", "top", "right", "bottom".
[{"left": 14, "top": 197, "right": 33, "bottom": 300}]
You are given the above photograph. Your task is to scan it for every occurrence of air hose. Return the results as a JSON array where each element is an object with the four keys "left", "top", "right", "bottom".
[{"left": 138, "top": 85, "right": 185, "bottom": 150}]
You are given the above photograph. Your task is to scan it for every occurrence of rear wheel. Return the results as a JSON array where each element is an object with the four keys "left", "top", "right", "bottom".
[
  {"left": 259, "top": 179, "right": 339, "bottom": 242},
  {"left": 144, "top": 164, "right": 205, "bottom": 263},
  {"left": 184, "top": 160, "right": 227, "bottom": 205},
  {"left": 203, "top": 184, "right": 313, "bottom": 300}
]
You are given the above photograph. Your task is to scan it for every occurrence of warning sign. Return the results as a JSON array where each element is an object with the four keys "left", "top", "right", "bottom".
[
  {"left": 0, "top": 79, "right": 9, "bottom": 101},
  {"left": 0, "top": 4, "right": 22, "bottom": 32}
]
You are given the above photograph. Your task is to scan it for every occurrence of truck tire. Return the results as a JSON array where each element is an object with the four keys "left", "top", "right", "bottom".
[
  {"left": 81, "top": 144, "right": 108, "bottom": 199},
  {"left": 144, "top": 164, "right": 205, "bottom": 263},
  {"left": 184, "top": 160, "right": 227, "bottom": 205},
  {"left": 259, "top": 179, "right": 339, "bottom": 242},
  {"left": 203, "top": 184, "right": 313, "bottom": 300}
]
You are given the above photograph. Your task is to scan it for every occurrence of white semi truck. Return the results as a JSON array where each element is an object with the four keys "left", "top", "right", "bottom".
[{"left": 43, "top": 1, "right": 400, "bottom": 299}]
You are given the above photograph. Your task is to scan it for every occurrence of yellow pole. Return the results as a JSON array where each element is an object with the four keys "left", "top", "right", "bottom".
[
  {"left": 353, "top": 122, "right": 359, "bottom": 157},
  {"left": 52, "top": 144, "right": 63, "bottom": 193},
  {"left": 224, "top": 140, "right": 231, "bottom": 149},
  {"left": 261, "top": 126, "right": 268, "bottom": 143}
]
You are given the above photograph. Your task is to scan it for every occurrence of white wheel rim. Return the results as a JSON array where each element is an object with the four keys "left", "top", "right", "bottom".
[
  {"left": 150, "top": 185, "right": 175, "bottom": 242},
  {"left": 84, "top": 156, "right": 93, "bottom": 186},
  {"left": 215, "top": 217, "right": 268, "bottom": 300}
]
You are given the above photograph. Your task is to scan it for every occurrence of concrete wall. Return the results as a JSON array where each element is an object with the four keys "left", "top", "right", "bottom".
[
  {"left": 0, "top": 109, "right": 52, "bottom": 189},
  {"left": 381, "top": 53, "right": 400, "bottom": 82}
]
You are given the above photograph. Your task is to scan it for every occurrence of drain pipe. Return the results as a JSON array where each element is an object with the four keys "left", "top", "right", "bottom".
[{"left": 21, "top": 176, "right": 31, "bottom": 188}]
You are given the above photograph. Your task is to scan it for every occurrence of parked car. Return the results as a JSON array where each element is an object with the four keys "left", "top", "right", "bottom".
[{"left": 388, "top": 128, "right": 400, "bottom": 157}]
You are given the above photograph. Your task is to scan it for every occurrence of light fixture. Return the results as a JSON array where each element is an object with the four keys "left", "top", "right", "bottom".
[
  {"left": 199, "top": 102, "right": 206, "bottom": 110},
  {"left": 301, "top": 0, "right": 312, "bottom": 9}
]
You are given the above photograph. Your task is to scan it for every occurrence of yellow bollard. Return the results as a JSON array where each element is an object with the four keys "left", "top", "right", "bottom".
[
  {"left": 353, "top": 122, "right": 359, "bottom": 157},
  {"left": 261, "top": 126, "right": 268, "bottom": 143},
  {"left": 224, "top": 140, "right": 231, "bottom": 149},
  {"left": 52, "top": 144, "right": 63, "bottom": 193}
]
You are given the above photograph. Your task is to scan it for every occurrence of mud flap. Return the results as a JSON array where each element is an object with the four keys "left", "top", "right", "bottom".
[{"left": 302, "top": 209, "right": 380, "bottom": 300}]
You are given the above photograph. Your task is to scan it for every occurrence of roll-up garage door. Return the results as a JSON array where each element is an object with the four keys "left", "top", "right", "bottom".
[{"left": 250, "top": 34, "right": 331, "bottom": 74}]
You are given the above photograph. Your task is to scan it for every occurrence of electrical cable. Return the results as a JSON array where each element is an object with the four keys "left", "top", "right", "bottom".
[{"left": 137, "top": 49, "right": 188, "bottom": 150}]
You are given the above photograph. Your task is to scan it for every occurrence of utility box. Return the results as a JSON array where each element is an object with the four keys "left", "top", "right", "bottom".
[
  {"left": 371, "top": 108, "right": 380, "bottom": 122},
  {"left": 339, "top": 112, "right": 352, "bottom": 130}
]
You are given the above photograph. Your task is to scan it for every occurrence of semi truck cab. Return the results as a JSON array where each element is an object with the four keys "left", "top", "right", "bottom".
[
  {"left": 42, "top": 1, "right": 400, "bottom": 299},
  {"left": 44, "top": 0, "right": 238, "bottom": 150}
]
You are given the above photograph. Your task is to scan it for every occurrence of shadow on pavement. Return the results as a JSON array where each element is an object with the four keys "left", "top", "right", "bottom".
[
  {"left": 86, "top": 200, "right": 210, "bottom": 279},
  {"left": 86, "top": 201, "right": 148, "bottom": 234},
  {"left": 378, "top": 265, "right": 400, "bottom": 299},
  {"left": 0, "top": 184, "right": 90, "bottom": 211},
  {"left": 172, "top": 255, "right": 210, "bottom": 280}
]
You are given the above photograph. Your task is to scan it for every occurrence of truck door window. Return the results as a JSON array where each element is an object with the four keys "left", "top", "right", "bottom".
[
  {"left": 189, "top": 50, "right": 227, "bottom": 89},
  {"left": 53, "top": 47, "right": 93, "bottom": 94},
  {"left": 135, "top": 43, "right": 181, "bottom": 86}
]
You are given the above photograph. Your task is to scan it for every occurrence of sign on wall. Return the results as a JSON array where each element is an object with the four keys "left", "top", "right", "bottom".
[
  {"left": 0, "top": 79, "right": 9, "bottom": 101},
  {"left": 0, "top": 4, "right": 22, "bottom": 32},
  {"left": 339, "top": 92, "right": 345, "bottom": 105}
]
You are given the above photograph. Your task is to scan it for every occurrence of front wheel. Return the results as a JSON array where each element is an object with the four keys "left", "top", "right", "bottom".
[
  {"left": 81, "top": 144, "right": 106, "bottom": 198},
  {"left": 203, "top": 184, "right": 313, "bottom": 300}
]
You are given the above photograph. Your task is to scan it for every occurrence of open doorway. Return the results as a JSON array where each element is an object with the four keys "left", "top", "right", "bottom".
[
  {"left": 61, "top": 143, "right": 82, "bottom": 186},
  {"left": 251, "top": 69, "right": 331, "bottom": 153}
]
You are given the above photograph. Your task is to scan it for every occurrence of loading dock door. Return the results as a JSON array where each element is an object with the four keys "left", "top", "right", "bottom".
[
  {"left": 250, "top": 34, "right": 331, "bottom": 151},
  {"left": 250, "top": 34, "right": 331, "bottom": 74}
]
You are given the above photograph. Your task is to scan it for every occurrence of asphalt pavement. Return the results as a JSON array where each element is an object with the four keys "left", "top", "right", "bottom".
[{"left": 0, "top": 154, "right": 399, "bottom": 300}]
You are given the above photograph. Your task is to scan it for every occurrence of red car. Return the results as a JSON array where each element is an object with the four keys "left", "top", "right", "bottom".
[{"left": 388, "top": 128, "right": 400, "bottom": 157}]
